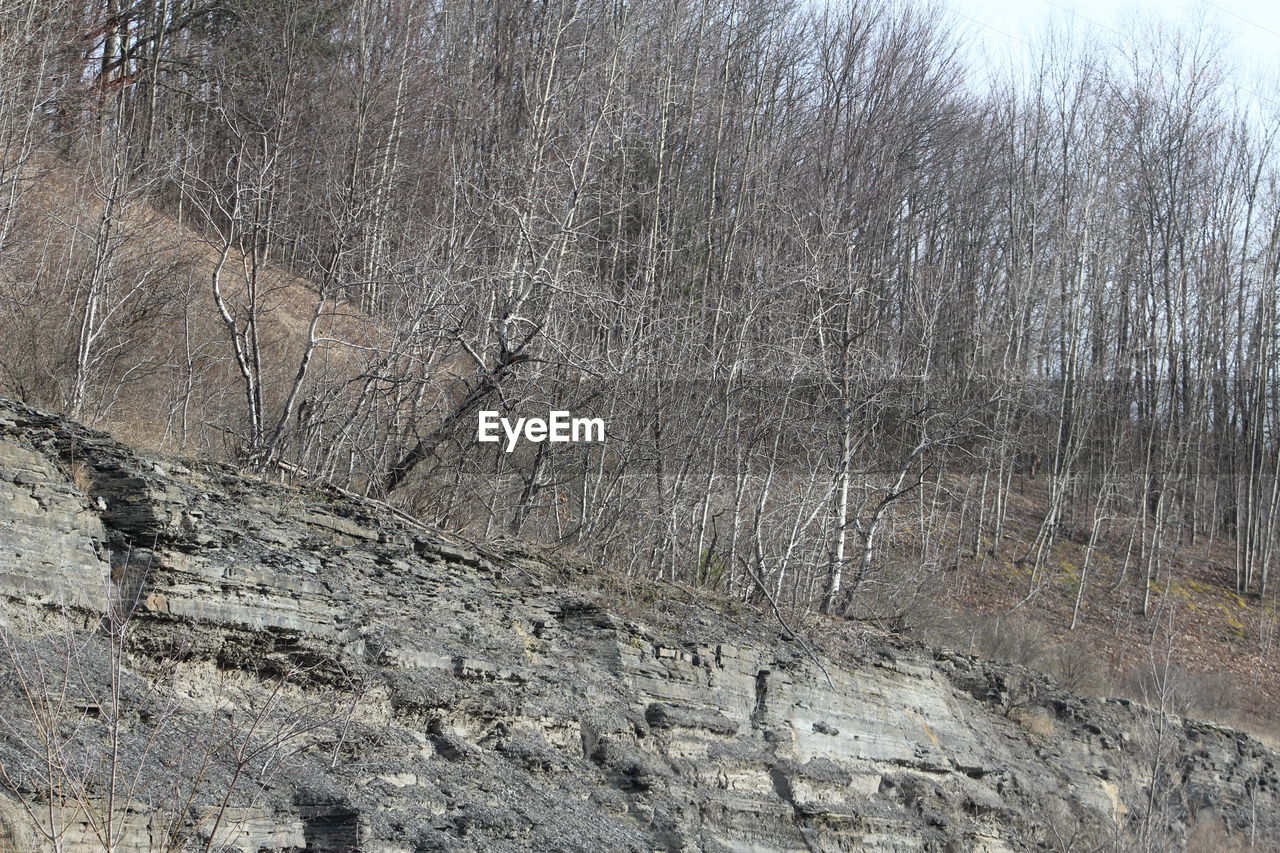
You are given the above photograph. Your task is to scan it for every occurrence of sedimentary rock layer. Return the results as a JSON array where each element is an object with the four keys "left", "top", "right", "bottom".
[{"left": 0, "top": 399, "right": 1274, "bottom": 851}]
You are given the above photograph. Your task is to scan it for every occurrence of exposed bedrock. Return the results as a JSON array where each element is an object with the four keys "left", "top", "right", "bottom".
[{"left": 0, "top": 399, "right": 1274, "bottom": 852}]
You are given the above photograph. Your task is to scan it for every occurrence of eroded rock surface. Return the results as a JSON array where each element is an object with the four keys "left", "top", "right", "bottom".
[{"left": 0, "top": 398, "right": 1275, "bottom": 852}]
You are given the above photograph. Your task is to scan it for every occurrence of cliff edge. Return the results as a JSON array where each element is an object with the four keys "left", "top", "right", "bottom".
[{"left": 0, "top": 399, "right": 1274, "bottom": 852}]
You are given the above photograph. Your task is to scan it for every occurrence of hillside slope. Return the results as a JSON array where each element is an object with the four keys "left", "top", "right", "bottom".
[
  {"left": 0, "top": 398, "right": 1275, "bottom": 852},
  {"left": 0, "top": 158, "right": 381, "bottom": 457}
]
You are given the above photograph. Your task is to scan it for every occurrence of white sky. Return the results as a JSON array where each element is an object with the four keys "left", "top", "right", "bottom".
[{"left": 948, "top": 0, "right": 1280, "bottom": 87}]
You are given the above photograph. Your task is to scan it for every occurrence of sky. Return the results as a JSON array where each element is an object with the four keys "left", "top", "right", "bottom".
[{"left": 948, "top": 0, "right": 1280, "bottom": 86}]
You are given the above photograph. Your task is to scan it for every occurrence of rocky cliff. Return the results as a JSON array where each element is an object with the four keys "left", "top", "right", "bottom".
[{"left": 0, "top": 399, "right": 1275, "bottom": 852}]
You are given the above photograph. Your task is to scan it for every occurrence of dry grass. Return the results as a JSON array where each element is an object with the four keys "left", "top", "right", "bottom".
[
  {"left": 1185, "top": 812, "right": 1279, "bottom": 853},
  {"left": 66, "top": 460, "right": 93, "bottom": 494},
  {"left": 1009, "top": 706, "right": 1056, "bottom": 740},
  {"left": 0, "top": 156, "right": 386, "bottom": 460},
  {"left": 937, "top": 474, "right": 1280, "bottom": 740}
]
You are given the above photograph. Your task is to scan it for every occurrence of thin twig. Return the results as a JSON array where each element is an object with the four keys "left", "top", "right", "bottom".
[{"left": 738, "top": 558, "right": 836, "bottom": 690}]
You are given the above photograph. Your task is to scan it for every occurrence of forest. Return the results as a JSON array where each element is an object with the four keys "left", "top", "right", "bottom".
[{"left": 2, "top": 0, "right": 1280, "bottom": 696}]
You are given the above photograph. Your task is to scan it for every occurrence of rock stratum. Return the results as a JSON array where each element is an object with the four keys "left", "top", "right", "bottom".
[{"left": 0, "top": 398, "right": 1275, "bottom": 853}]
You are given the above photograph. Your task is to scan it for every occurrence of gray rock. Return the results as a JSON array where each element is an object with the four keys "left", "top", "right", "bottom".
[{"left": 0, "top": 397, "right": 1274, "bottom": 852}]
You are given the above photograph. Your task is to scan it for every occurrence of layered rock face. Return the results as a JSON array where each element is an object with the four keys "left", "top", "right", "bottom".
[{"left": 0, "top": 398, "right": 1276, "bottom": 852}]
